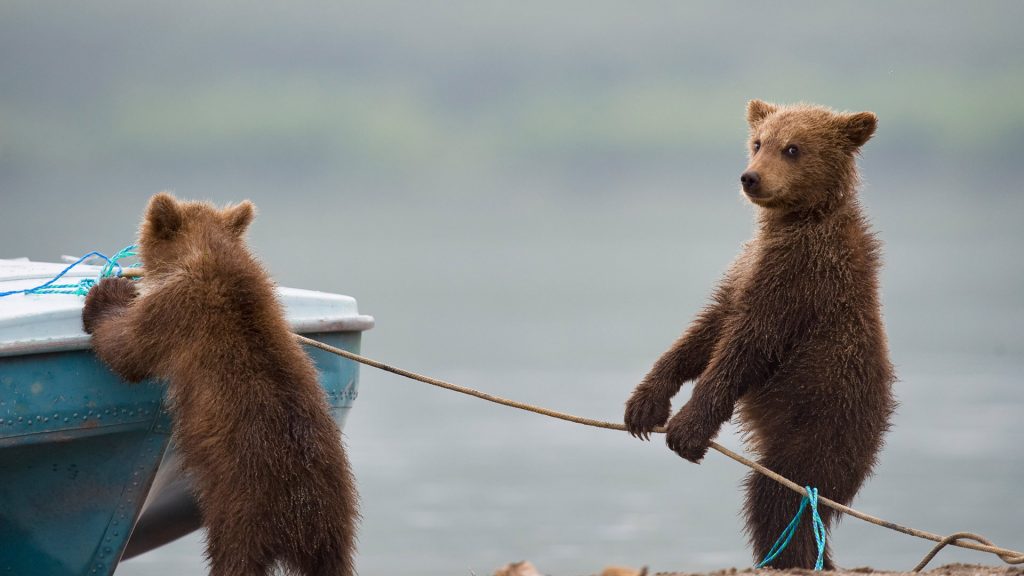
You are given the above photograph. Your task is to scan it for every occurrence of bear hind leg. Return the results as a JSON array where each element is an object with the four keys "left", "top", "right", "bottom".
[
  {"left": 744, "top": 466, "right": 836, "bottom": 570},
  {"left": 205, "top": 526, "right": 274, "bottom": 576},
  {"left": 287, "top": 548, "right": 355, "bottom": 576}
]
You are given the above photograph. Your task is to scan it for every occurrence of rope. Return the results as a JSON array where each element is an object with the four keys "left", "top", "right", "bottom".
[
  {"left": 101, "top": 245, "right": 140, "bottom": 278},
  {"left": 0, "top": 246, "right": 138, "bottom": 297},
  {"left": 911, "top": 533, "right": 1018, "bottom": 573},
  {"left": 293, "top": 334, "right": 1024, "bottom": 571},
  {"left": 755, "top": 486, "right": 827, "bottom": 570},
  {"left": 808, "top": 487, "right": 827, "bottom": 570}
]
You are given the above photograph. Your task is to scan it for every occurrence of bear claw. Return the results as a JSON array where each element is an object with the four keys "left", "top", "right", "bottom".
[{"left": 624, "top": 390, "right": 671, "bottom": 441}]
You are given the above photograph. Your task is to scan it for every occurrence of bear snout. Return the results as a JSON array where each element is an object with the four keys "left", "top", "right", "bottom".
[{"left": 740, "top": 171, "right": 762, "bottom": 195}]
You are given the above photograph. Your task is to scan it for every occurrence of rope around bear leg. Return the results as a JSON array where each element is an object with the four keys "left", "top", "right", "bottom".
[
  {"left": 292, "top": 334, "right": 1024, "bottom": 572},
  {"left": 755, "top": 486, "right": 827, "bottom": 570}
]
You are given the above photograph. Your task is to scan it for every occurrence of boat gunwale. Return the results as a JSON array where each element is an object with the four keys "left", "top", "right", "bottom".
[{"left": 0, "top": 315, "right": 375, "bottom": 358}]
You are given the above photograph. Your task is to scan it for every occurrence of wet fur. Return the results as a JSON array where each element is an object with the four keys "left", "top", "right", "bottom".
[
  {"left": 624, "top": 101, "right": 896, "bottom": 569},
  {"left": 83, "top": 193, "right": 359, "bottom": 575}
]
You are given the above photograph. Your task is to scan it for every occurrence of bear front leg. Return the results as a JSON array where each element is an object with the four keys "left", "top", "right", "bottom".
[
  {"left": 664, "top": 332, "right": 767, "bottom": 463},
  {"left": 664, "top": 384, "right": 735, "bottom": 463},
  {"left": 624, "top": 382, "right": 673, "bottom": 441},
  {"left": 625, "top": 299, "right": 731, "bottom": 440},
  {"left": 83, "top": 278, "right": 158, "bottom": 383},
  {"left": 82, "top": 277, "right": 138, "bottom": 334}
]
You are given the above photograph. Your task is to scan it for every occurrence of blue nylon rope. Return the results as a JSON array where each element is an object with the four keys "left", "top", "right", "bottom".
[
  {"left": 755, "top": 485, "right": 827, "bottom": 570},
  {"left": 0, "top": 245, "right": 138, "bottom": 298}
]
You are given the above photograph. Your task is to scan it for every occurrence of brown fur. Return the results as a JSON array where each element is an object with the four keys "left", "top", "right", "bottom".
[
  {"left": 83, "top": 193, "right": 359, "bottom": 576},
  {"left": 624, "top": 101, "right": 895, "bottom": 569}
]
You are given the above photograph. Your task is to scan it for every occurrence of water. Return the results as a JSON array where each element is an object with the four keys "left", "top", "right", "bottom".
[{"left": 1, "top": 1, "right": 1022, "bottom": 573}]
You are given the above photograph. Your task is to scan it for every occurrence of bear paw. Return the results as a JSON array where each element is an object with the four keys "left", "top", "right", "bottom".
[
  {"left": 664, "top": 411, "right": 713, "bottom": 464},
  {"left": 82, "top": 277, "right": 139, "bottom": 334},
  {"left": 624, "top": 389, "right": 671, "bottom": 441}
]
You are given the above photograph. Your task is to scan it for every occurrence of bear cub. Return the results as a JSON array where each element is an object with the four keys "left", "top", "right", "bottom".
[
  {"left": 624, "top": 101, "right": 895, "bottom": 569},
  {"left": 83, "top": 193, "right": 359, "bottom": 576}
]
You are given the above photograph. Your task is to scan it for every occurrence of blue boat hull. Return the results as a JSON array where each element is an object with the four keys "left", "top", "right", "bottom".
[{"left": 0, "top": 331, "right": 361, "bottom": 576}]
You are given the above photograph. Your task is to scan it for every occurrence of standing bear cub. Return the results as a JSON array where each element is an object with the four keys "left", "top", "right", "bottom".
[
  {"left": 624, "top": 101, "right": 895, "bottom": 569},
  {"left": 83, "top": 193, "right": 359, "bottom": 576}
]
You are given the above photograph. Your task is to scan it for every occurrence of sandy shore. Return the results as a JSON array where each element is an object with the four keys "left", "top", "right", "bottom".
[{"left": 494, "top": 562, "right": 1023, "bottom": 576}]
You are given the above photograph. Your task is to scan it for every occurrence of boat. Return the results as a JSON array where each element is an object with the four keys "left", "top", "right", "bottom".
[{"left": 0, "top": 257, "right": 374, "bottom": 575}]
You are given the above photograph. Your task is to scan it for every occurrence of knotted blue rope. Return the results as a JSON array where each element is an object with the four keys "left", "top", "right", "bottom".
[
  {"left": 755, "top": 485, "right": 827, "bottom": 570},
  {"left": 0, "top": 245, "right": 139, "bottom": 297}
]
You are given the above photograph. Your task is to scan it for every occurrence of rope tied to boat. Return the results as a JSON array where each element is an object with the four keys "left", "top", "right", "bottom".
[
  {"left": 5, "top": 255, "right": 1024, "bottom": 571},
  {"left": 0, "top": 245, "right": 139, "bottom": 297},
  {"left": 293, "top": 334, "right": 1024, "bottom": 572}
]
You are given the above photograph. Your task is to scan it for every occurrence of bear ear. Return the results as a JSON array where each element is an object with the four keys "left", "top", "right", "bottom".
[
  {"left": 224, "top": 200, "right": 256, "bottom": 237},
  {"left": 747, "top": 100, "right": 778, "bottom": 127},
  {"left": 841, "top": 111, "right": 878, "bottom": 149},
  {"left": 145, "top": 191, "right": 183, "bottom": 240}
]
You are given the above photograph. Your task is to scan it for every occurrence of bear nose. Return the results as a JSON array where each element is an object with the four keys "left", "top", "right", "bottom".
[{"left": 740, "top": 171, "right": 761, "bottom": 193}]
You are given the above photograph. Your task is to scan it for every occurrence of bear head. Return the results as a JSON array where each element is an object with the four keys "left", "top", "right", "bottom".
[
  {"left": 138, "top": 192, "right": 256, "bottom": 273},
  {"left": 741, "top": 100, "right": 877, "bottom": 213}
]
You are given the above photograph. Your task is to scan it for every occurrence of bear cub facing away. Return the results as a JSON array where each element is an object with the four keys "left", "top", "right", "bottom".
[
  {"left": 83, "top": 193, "right": 358, "bottom": 576},
  {"left": 624, "top": 101, "right": 896, "bottom": 569}
]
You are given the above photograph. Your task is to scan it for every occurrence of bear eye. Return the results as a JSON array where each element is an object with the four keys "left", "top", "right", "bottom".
[
  {"left": 753, "top": 140, "right": 761, "bottom": 153},
  {"left": 783, "top": 144, "right": 799, "bottom": 158}
]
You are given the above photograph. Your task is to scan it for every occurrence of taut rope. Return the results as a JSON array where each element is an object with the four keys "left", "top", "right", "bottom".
[{"left": 294, "top": 334, "right": 1024, "bottom": 571}]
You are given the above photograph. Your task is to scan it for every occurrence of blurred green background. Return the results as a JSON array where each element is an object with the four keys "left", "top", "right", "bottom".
[{"left": 2, "top": 2, "right": 1022, "bottom": 575}]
